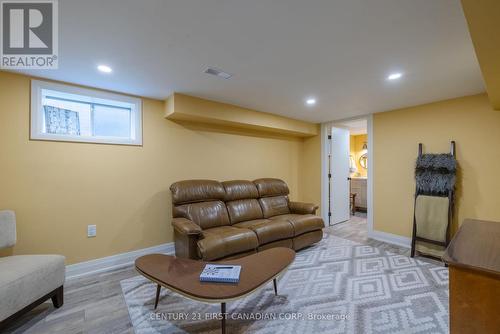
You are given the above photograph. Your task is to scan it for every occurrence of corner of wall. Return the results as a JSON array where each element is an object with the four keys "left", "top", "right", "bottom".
[{"left": 299, "top": 132, "right": 322, "bottom": 214}]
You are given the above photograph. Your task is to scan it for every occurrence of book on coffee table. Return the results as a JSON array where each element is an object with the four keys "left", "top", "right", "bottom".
[{"left": 200, "top": 264, "right": 241, "bottom": 283}]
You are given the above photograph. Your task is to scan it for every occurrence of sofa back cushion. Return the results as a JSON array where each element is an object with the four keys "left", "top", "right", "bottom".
[
  {"left": 0, "top": 210, "right": 16, "bottom": 249},
  {"left": 253, "top": 178, "right": 290, "bottom": 218},
  {"left": 170, "top": 180, "right": 225, "bottom": 205},
  {"left": 222, "top": 180, "right": 263, "bottom": 224},
  {"left": 226, "top": 199, "right": 263, "bottom": 224},
  {"left": 173, "top": 201, "right": 230, "bottom": 229},
  {"left": 258, "top": 196, "right": 290, "bottom": 218},
  {"left": 253, "top": 178, "right": 290, "bottom": 198},
  {"left": 223, "top": 180, "right": 259, "bottom": 201}
]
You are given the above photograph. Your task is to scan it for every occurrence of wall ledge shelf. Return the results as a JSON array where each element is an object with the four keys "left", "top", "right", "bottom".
[{"left": 165, "top": 93, "right": 319, "bottom": 137}]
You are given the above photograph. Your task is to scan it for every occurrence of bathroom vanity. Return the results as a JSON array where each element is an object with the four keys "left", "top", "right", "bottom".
[{"left": 350, "top": 177, "right": 367, "bottom": 211}]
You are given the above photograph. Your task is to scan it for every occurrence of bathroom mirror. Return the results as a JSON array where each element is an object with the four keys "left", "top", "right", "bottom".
[{"left": 359, "top": 153, "right": 367, "bottom": 169}]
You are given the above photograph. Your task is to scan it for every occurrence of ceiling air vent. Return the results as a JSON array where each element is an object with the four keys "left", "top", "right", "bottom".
[{"left": 204, "top": 67, "right": 232, "bottom": 79}]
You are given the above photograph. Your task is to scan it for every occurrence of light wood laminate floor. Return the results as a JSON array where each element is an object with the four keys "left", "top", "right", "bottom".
[{"left": 4, "top": 214, "right": 410, "bottom": 334}]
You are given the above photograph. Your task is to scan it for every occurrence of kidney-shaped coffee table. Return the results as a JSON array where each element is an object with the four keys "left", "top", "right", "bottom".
[{"left": 135, "top": 247, "right": 295, "bottom": 333}]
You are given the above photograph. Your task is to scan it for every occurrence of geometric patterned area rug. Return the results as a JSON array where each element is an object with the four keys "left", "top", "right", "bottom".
[{"left": 120, "top": 235, "right": 449, "bottom": 334}]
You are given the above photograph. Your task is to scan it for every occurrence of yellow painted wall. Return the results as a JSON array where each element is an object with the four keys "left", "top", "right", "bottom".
[
  {"left": 374, "top": 93, "right": 500, "bottom": 238},
  {"left": 300, "top": 134, "right": 322, "bottom": 214},
  {"left": 0, "top": 71, "right": 320, "bottom": 264},
  {"left": 461, "top": 0, "right": 500, "bottom": 109},
  {"left": 350, "top": 134, "right": 368, "bottom": 177}
]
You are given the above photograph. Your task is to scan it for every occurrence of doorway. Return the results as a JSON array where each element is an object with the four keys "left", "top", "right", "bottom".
[{"left": 321, "top": 116, "right": 373, "bottom": 236}]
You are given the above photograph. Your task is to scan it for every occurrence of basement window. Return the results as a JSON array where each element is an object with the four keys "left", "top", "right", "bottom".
[{"left": 30, "top": 80, "right": 142, "bottom": 146}]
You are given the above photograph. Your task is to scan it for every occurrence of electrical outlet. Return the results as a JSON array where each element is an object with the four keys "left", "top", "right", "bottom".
[{"left": 87, "top": 225, "right": 96, "bottom": 238}]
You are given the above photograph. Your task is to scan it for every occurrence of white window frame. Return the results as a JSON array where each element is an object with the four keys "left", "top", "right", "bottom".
[{"left": 31, "top": 80, "right": 143, "bottom": 146}]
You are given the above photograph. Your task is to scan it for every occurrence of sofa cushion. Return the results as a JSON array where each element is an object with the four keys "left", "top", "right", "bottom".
[
  {"left": 0, "top": 210, "right": 16, "bottom": 249},
  {"left": 259, "top": 196, "right": 290, "bottom": 218},
  {"left": 174, "top": 200, "right": 230, "bottom": 230},
  {"left": 170, "top": 180, "right": 225, "bottom": 205},
  {"left": 0, "top": 255, "right": 65, "bottom": 321},
  {"left": 234, "top": 219, "right": 294, "bottom": 245},
  {"left": 253, "top": 178, "right": 289, "bottom": 197},
  {"left": 197, "top": 226, "right": 258, "bottom": 260},
  {"left": 270, "top": 214, "right": 324, "bottom": 236},
  {"left": 223, "top": 180, "right": 259, "bottom": 201},
  {"left": 226, "top": 199, "right": 263, "bottom": 224}
]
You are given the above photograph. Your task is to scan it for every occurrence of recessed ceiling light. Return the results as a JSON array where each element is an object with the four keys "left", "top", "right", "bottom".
[
  {"left": 97, "top": 65, "right": 112, "bottom": 73},
  {"left": 306, "top": 98, "right": 317, "bottom": 106},
  {"left": 387, "top": 72, "right": 403, "bottom": 80}
]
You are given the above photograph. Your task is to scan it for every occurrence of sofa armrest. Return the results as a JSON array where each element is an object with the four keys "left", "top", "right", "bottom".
[
  {"left": 171, "top": 218, "right": 202, "bottom": 259},
  {"left": 172, "top": 218, "right": 202, "bottom": 236},
  {"left": 289, "top": 201, "right": 319, "bottom": 215}
]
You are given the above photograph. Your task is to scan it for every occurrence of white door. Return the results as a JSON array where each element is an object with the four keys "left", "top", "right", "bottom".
[{"left": 330, "top": 127, "right": 350, "bottom": 225}]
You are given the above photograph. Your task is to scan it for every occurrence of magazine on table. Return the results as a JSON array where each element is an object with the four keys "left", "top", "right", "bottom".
[{"left": 200, "top": 264, "right": 241, "bottom": 283}]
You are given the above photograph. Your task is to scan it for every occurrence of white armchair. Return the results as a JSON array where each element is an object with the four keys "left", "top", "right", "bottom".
[{"left": 0, "top": 210, "right": 65, "bottom": 329}]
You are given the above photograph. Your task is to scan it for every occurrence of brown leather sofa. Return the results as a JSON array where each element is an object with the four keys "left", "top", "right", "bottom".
[{"left": 170, "top": 178, "right": 324, "bottom": 260}]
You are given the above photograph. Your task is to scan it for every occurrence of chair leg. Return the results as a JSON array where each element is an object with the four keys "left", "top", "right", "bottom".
[
  {"left": 1, "top": 286, "right": 65, "bottom": 330},
  {"left": 51, "top": 286, "right": 64, "bottom": 308}
]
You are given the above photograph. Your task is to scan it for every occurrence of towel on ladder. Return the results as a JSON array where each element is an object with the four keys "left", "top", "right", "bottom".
[{"left": 415, "top": 195, "right": 449, "bottom": 257}]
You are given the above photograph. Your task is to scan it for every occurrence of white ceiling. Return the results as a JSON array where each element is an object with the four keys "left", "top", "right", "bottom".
[
  {"left": 337, "top": 119, "right": 367, "bottom": 135},
  {"left": 13, "top": 0, "right": 484, "bottom": 123}
]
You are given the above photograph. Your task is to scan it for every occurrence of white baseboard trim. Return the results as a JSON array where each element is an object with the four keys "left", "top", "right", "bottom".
[
  {"left": 368, "top": 230, "right": 411, "bottom": 249},
  {"left": 66, "top": 231, "right": 410, "bottom": 279},
  {"left": 66, "top": 242, "right": 175, "bottom": 280}
]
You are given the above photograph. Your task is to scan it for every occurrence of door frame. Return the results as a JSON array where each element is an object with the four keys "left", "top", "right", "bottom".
[{"left": 321, "top": 114, "right": 374, "bottom": 234}]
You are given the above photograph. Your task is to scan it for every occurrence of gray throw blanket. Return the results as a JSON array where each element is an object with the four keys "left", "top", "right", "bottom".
[{"left": 415, "top": 154, "right": 456, "bottom": 195}]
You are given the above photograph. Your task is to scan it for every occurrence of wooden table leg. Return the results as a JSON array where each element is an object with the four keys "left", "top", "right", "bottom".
[
  {"left": 154, "top": 284, "right": 161, "bottom": 310},
  {"left": 273, "top": 278, "right": 278, "bottom": 296},
  {"left": 221, "top": 302, "right": 226, "bottom": 334}
]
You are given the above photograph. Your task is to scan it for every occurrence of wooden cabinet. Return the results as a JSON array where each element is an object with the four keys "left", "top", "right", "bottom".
[
  {"left": 443, "top": 219, "right": 500, "bottom": 334},
  {"left": 350, "top": 177, "right": 367, "bottom": 210}
]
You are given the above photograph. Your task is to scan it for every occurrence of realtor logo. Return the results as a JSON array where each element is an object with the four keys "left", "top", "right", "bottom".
[{"left": 1, "top": 0, "right": 58, "bottom": 69}]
